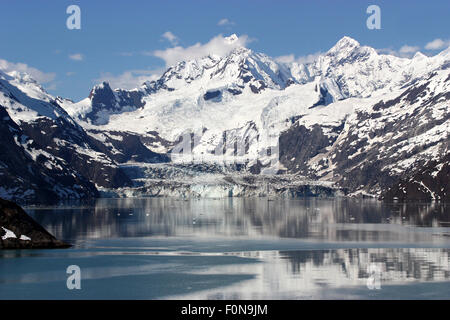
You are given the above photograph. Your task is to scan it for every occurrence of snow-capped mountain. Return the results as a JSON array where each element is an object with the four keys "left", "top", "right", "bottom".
[
  {"left": 0, "top": 69, "right": 134, "bottom": 202},
  {"left": 62, "top": 35, "right": 448, "bottom": 200},
  {"left": 67, "top": 36, "right": 448, "bottom": 138},
  {"left": 283, "top": 68, "right": 449, "bottom": 200},
  {"left": 1, "top": 35, "right": 449, "bottom": 202},
  {"left": 288, "top": 36, "right": 447, "bottom": 98}
]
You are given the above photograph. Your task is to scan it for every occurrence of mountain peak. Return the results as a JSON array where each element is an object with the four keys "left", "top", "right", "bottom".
[
  {"left": 329, "top": 36, "right": 360, "bottom": 52},
  {"left": 225, "top": 34, "right": 239, "bottom": 44},
  {"left": 4, "top": 70, "right": 39, "bottom": 85},
  {"left": 89, "top": 81, "right": 113, "bottom": 100},
  {"left": 413, "top": 51, "right": 427, "bottom": 60},
  {"left": 94, "top": 81, "right": 112, "bottom": 91}
]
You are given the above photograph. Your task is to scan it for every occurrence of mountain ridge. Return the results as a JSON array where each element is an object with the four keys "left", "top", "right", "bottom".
[{"left": 0, "top": 36, "right": 448, "bottom": 202}]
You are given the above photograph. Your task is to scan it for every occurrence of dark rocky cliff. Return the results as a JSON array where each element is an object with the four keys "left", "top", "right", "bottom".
[{"left": 0, "top": 198, "right": 70, "bottom": 249}]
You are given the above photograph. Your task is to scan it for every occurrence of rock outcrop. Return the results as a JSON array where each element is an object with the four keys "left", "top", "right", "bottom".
[{"left": 0, "top": 198, "right": 70, "bottom": 249}]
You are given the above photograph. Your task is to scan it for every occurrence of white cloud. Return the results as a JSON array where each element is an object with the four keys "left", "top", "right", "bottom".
[
  {"left": 151, "top": 34, "right": 251, "bottom": 66},
  {"left": 275, "top": 52, "right": 322, "bottom": 65},
  {"left": 94, "top": 69, "right": 163, "bottom": 90},
  {"left": 399, "top": 45, "right": 420, "bottom": 54},
  {"left": 425, "top": 38, "right": 450, "bottom": 50},
  {"left": 275, "top": 54, "right": 295, "bottom": 64},
  {"left": 376, "top": 48, "right": 397, "bottom": 56},
  {"left": 161, "top": 31, "right": 179, "bottom": 46},
  {"left": 377, "top": 38, "right": 449, "bottom": 58},
  {"left": 69, "top": 53, "right": 83, "bottom": 61},
  {"left": 218, "top": 18, "right": 235, "bottom": 26},
  {"left": 294, "top": 52, "right": 323, "bottom": 64},
  {"left": 377, "top": 45, "right": 420, "bottom": 58},
  {"left": 0, "top": 58, "right": 56, "bottom": 83}
]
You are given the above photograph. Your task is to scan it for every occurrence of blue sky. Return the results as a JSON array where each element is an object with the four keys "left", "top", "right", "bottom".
[{"left": 0, "top": 0, "right": 449, "bottom": 101}]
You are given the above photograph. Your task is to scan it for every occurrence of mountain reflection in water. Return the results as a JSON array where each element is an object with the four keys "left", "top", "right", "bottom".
[
  {"left": 28, "top": 198, "right": 450, "bottom": 242},
  {"left": 0, "top": 198, "right": 448, "bottom": 299}
]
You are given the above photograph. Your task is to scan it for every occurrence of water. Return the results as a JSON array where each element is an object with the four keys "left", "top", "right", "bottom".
[{"left": 0, "top": 198, "right": 449, "bottom": 299}]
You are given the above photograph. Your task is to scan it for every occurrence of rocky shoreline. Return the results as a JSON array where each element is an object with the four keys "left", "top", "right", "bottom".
[{"left": 0, "top": 198, "right": 70, "bottom": 249}]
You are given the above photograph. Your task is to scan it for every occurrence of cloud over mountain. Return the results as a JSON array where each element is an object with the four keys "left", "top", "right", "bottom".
[
  {"left": 0, "top": 58, "right": 56, "bottom": 83},
  {"left": 425, "top": 38, "right": 450, "bottom": 50},
  {"left": 151, "top": 34, "right": 250, "bottom": 66},
  {"left": 161, "top": 31, "right": 179, "bottom": 46},
  {"left": 94, "top": 69, "right": 163, "bottom": 90}
]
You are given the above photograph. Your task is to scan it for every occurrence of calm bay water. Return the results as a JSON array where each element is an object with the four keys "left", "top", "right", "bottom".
[{"left": 0, "top": 198, "right": 449, "bottom": 299}]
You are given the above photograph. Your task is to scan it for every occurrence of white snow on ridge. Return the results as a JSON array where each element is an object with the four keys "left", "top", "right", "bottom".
[
  {"left": 59, "top": 97, "right": 92, "bottom": 121},
  {"left": 0, "top": 70, "right": 71, "bottom": 124},
  {"left": 1, "top": 227, "right": 17, "bottom": 240},
  {"left": 0, "top": 227, "right": 31, "bottom": 242},
  {"left": 1, "top": 36, "right": 448, "bottom": 199},
  {"left": 19, "top": 235, "right": 31, "bottom": 241},
  {"left": 63, "top": 37, "right": 450, "bottom": 145}
]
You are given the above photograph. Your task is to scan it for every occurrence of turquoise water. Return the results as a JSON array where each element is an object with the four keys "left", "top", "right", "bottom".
[{"left": 0, "top": 198, "right": 449, "bottom": 299}]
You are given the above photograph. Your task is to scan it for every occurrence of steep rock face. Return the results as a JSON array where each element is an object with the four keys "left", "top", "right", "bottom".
[
  {"left": 0, "top": 105, "right": 98, "bottom": 203},
  {"left": 18, "top": 117, "right": 132, "bottom": 189},
  {"left": 87, "top": 129, "right": 171, "bottom": 164},
  {"left": 0, "top": 69, "right": 134, "bottom": 202},
  {"left": 382, "top": 153, "right": 450, "bottom": 201},
  {"left": 84, "top": 82, "right": 145, "bottom": 125},
  {"left": 0, "top": 197, "right": 70, "bottom": 249},
  {"left": 279, "top": 123, "right": 343, "bottom": 176},
  {"left": 319, "top": 70, "right": 450, "bottom": 198}
]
